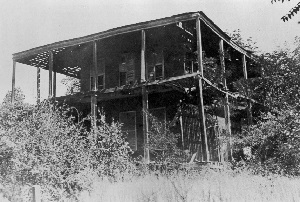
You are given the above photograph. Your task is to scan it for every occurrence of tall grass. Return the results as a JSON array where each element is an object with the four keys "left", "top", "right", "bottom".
[{"left": 76, "top": 167, "right": 300, "bottom": 202}]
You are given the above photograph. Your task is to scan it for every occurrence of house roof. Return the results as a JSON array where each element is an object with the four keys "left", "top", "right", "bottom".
[{"left": 12, "top": 11, "right": 253, "bottom": 78}]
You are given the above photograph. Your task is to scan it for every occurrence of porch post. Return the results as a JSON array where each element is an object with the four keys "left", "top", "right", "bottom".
[
  {"left": 141, "top": 30, "right": 146, "bottom": 82},
  {"left": 11, "top": 60, "right": 16, "bottom": 103},
  {"left": 141, "top": 29, "right": 150, "bottom": 163},
  {"left": 53, "top": 71, "right": 56, "bottom": 99},
  {"left": 37, "top": 67, "right": 41, "bottom": 104},
  {"left": 142, "top": 86, "right": 150, "bottom": 163},
  {"left": 196, "top": 17, "right": 209, "bottom": 162},
  {"left": 48, "top": 51, "right": 53, "bottom": 98},
  {"left": 91, "top": 41, "right": 98, "bottom": 128},
  {"left": 219, "top": 39, "right": 232, "bottom": 161},
  {"left": 242, "top": 54, "right": 253, "bottom": 126}
]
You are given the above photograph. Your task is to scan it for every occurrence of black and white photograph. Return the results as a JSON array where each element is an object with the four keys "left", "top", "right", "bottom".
[{"left": 1, "top": 0, "right": 300, "bottom": 201}]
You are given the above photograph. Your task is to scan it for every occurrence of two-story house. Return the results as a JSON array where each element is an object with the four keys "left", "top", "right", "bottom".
[{"left": 11, "top": 12, "right": 256, "bottom": 163}]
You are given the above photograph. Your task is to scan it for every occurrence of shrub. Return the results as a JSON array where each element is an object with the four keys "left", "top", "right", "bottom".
[
  {"left": 146, "top": 111, "right": 185, "bottom": 165},
  {"left": 233, "top": 107, "right": 300, "bottom": 176},
  {"left": 0, "top": 101, "right": 134, "bottom": 201}
]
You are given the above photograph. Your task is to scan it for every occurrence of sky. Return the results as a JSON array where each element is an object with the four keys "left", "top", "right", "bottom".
[{"left": 0, "top": 0, "right": 299, "bottom": 104}]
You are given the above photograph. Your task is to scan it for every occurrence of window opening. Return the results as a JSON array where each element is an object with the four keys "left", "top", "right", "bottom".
[{"left": 119, "top": 111, "right": 137, "bottom": 151}]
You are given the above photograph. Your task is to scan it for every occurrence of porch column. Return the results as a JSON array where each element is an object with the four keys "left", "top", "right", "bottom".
[
  {"left": 219, "top": 39, "right": 232, "bottom": 161},
  {"left": 141, "top": 30, "right": 146, "bottom": 82},
  {"left": 48, "top": 51, "right": 53, "bottom": 98},
  {"left": 53, "top": 71, "right": 56, "bottom": 99},
  {"left": 242, "top": 54, "right": 253, "bottom": 126},
  {"left": 11, "top": 60, "right": 16, "bottom": 103},
  {"left": 141, "top": 29, "right": 150, "bottom": 163},
  {"left": 196, "top": 17, "right": 209, "bottom": 162},
  {"left": 142, "top": 86, "right": 150, "bottom": 163},
  {"left": 37, "top": 67, "right": 41, "bottom": 104},
  {"left": 91, "top": 41, "right": 98, "bottom": 128}
]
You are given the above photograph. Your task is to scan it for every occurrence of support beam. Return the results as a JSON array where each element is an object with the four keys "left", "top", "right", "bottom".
[
  {"left": 92, "top": 41, "right": 98, "bottom": 91},
  {"left": 48, "top": 51, "right": 53, "bottom": 98},
  {"left": 37, "top": 67, "right": 40, "bottom": 104},
  {"left": 11, "top": 60, "right": 16, "bottom": 103},
  {"left": 53, "top": 71, "right": 56, "bottom": 98},
  {"left": 196, "top": 17, "right": 209, "bottom": 162},
  {"left": 141, "top": 30, "right": 146, "bottom": 82},
  {"left": 219, "top": 39, "right": 232, "bottom": 161},
  {"left": 142, "top": 85, "right": 150, "bottom": 163},
  {"left": 141, "top": 30, "right": 149, "bottom": 163},
  {"left": 91, "top": 41, "right": 98, "bottom": 128},
  {"left": 242, "top": 54, "right": 253, "bottom": 126},
  {"left": 91, "top": 95, "right": 97, "bottom": 128}
]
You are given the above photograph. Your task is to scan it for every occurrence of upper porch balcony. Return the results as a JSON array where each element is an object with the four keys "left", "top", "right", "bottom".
[{"left": 12, "top": 11, "right": 257, "bottom": 104}]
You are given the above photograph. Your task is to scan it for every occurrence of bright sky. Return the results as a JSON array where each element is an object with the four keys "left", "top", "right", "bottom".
[{"left": 0, "top": 0, "right": 299, "bottom": 104}]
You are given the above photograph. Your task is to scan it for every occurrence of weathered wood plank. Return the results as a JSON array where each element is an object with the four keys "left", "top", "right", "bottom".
[
  {"left": 141, "top": 30, "right": 146, "bottom": 82},
  {"left": 142, "top": 85, "right": 150, "bottom": 163},
  {"left": 48, "top": 51, "right": 53, "bottom": 98},
  {"left": 219, "top": 39, "right": 232, "bottom": 161},
  {"left": 242, "top": 54, "right": 253, "bottom": 126},
  {"left": 11, "top": 60, "right": 16, "bottom": 103},
  {"left": 91, "top": 41, "right": 98, "bottom": 128},
  {"left": 53, "top": 71, "right": 56, "bottom": 99},
  {"left": 37, "top": 67, "right": 40, "bottom": 104},
  {"left": 196, "top": 17, "right": 209, "bottom": 162}
]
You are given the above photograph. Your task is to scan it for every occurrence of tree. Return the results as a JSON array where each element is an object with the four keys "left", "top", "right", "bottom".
[
  {"left": 232, "top": 36, "right": 300, "bottom": 175},
  {"left": 2, "top": 87, "right": 25, "bottom": 106},
  {"left": 235, "top": 37, "right": 300, "bottom": 111},
  {"left": 271, "top": 0, "right": 300, "bottom": 22},
  {"left": 0, "top": 102, "right": 134, "bottom": 201},
  {"left": 61, "top": 76, "right": 81, "bottom": 95}
]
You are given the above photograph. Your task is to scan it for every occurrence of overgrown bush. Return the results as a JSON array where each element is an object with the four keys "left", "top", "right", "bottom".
[
  {"left": 233, "top": 107, "right": 300, "bottom": 176},
  {"left": 146, "top": 111, "right": 185, "bottom": 165},
  {"left": 0, "top": 101, "right": 134, "bottom": 201}
]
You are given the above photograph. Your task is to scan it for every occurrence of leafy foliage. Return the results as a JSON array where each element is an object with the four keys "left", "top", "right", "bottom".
[
  {"left": 234, "top": 37, "right": 300, "bottom": 111},
  {"left": 234, "top": 107, "right": 300, "bottom": 176},
  {"left": 2, "top": 87, "right": 25, "bottom": 106},
  {"left": 233, "top": 36, "right": 300, "bottom": 175},
  {"left": 0, "top": 101, "right": 134, "bottom": 201},
  {"left": 271, "top": 0, "right": 300, "bottom": 22},
  {"left": 61, "top": 76, "right": 81, "bottom": 95},
  {"left": 228, "top": 29, "right": 258, "bottom": 52},
  {"left": 146, "top": 111, "right": 183, "bottom": 164}
]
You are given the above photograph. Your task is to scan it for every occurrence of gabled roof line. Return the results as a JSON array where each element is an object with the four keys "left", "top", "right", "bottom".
[{"left": 13, "top": 11, "right": 252, "bottom": 61}]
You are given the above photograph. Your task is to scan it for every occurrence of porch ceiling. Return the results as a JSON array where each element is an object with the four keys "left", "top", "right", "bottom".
[
  {"left": 16, "top": 43, "right": 92, "bottom": 78},
  {"left": 12, "top": 11, "right": 253, "bottom": 78}
]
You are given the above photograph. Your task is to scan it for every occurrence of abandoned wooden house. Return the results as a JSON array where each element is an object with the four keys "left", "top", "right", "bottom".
[{"left": 12, "top": 12, "right": 259, "bottom": 163}]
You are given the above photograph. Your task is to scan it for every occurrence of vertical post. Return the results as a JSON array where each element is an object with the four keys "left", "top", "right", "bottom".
[
  {"left": 93, "top": 41, "right": 98, "bottom": 91},
  {"left": 219, "top": 39, "right": 232, "bottom": 161},
  {"left": 196, "top": 17, "right": 209, "bottom": 162},
  {"left": 11, "top": 60, "right": 16, "bottom": 103},
  {"left": 141, "top": 30, "right": 150, "bottom": 163},
  {"left": 91, "top": 41, "right": 98, "bottom": 128},
  {"left": 37, "top": 67, "right": 41, "bottom": 104},
  {"left": 48, "top": 51, "right": 53, "bottom": 98},
  {"left": 32, "top": 185, "right": 41, "bottom": 202},
  {"left": 242, "top": 54, "right": 253, "bottom": 126},
  {"left": 53, "top": 71, "right": 56, "bottom": 98},
  {"left": 141, "top": 30, "right": 146, "bottom": 82},
  {"left": 142, "top": 86, "right": 150, "bottom": 163}
]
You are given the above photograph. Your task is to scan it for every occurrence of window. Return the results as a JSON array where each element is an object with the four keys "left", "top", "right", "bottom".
[
  {"left": 98, "top": 74, "right": 104, "bottom": 90},
  {"left": 155, "top": 64, "right": 163, "bottom": 80},
  {"left": 120, "top": 72, "right": 127, "bottom": 86},
  {"left": 119, "top": 111, "right": 137, "bottom": 151}
]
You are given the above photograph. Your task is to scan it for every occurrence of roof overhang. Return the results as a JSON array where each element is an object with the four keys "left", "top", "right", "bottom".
[{"left": 12, "top": 11, "right": 253, "bottom": 74}]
